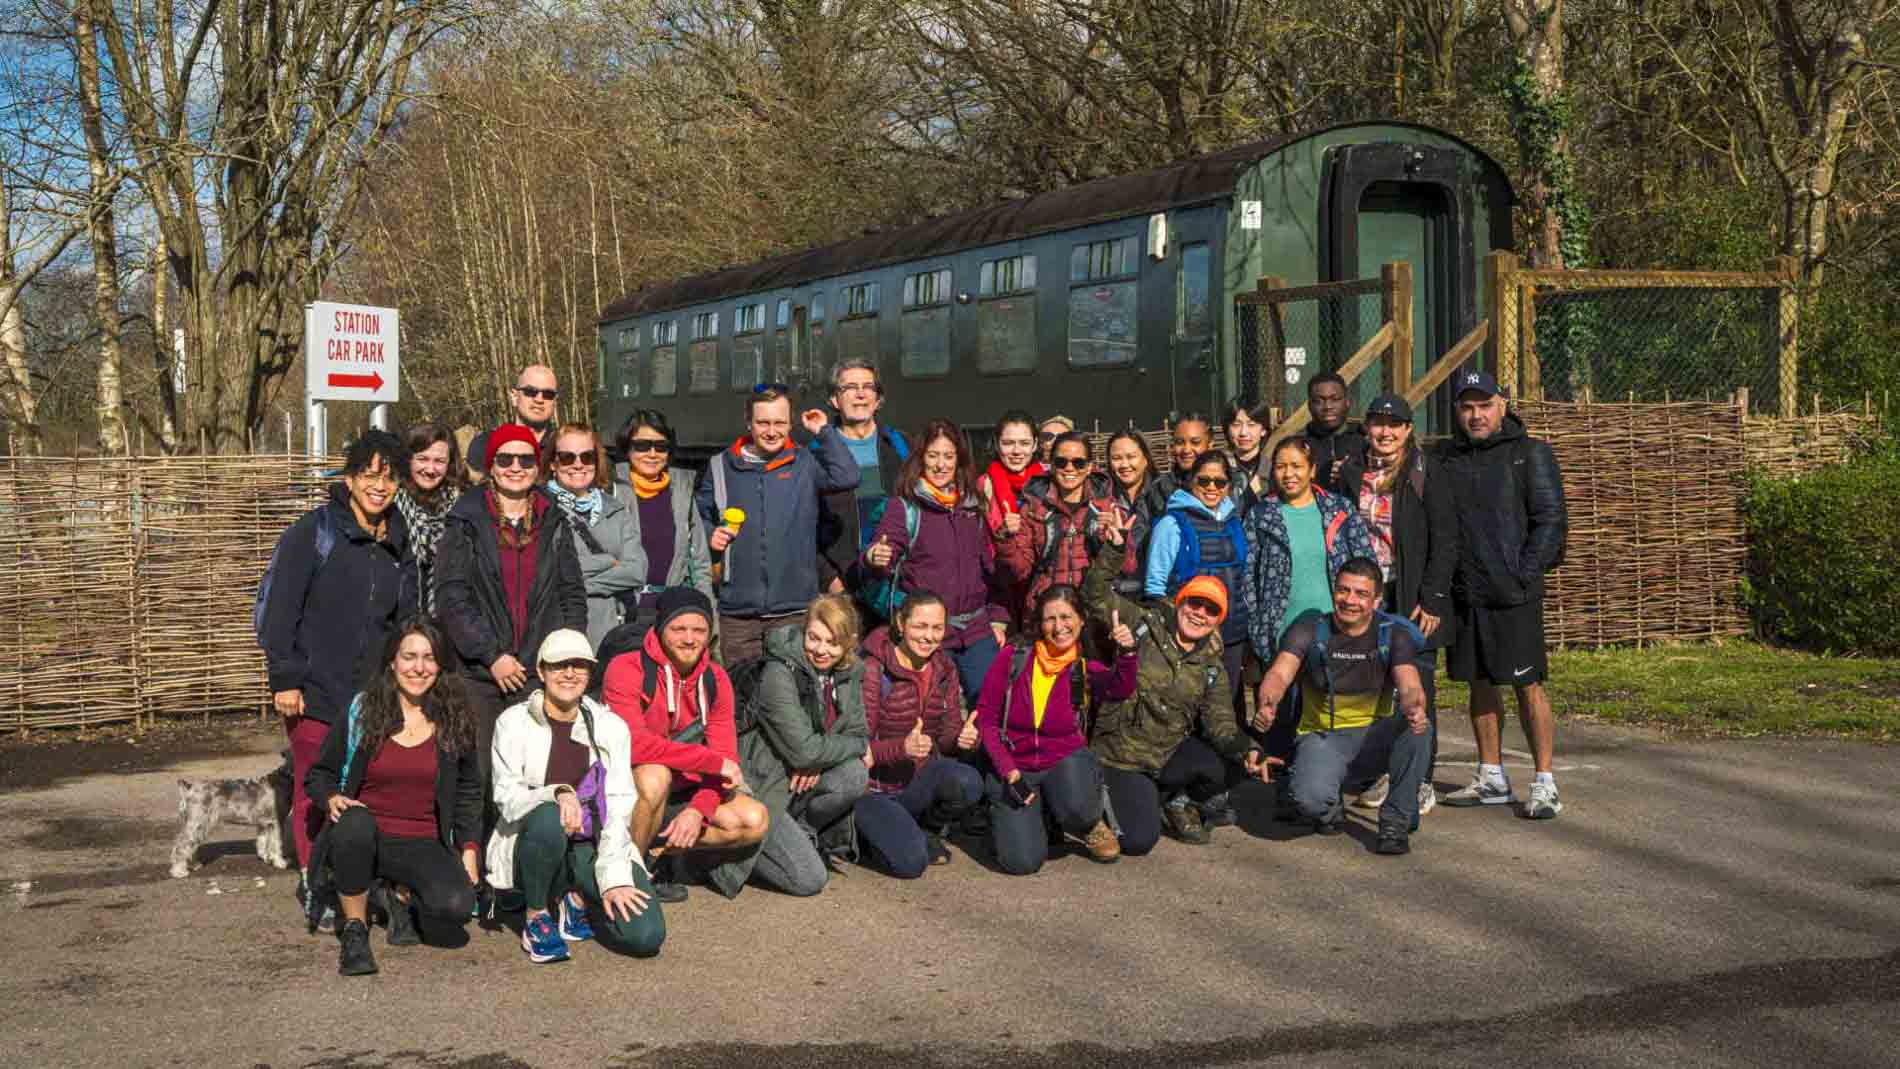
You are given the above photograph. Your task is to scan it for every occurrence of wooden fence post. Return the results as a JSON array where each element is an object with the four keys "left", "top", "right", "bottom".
[
  {"left": 1770, "top": 255, "right": 1799, "bottom": 418},
  {"left": 1383, "top": 261, "right": 1413, "bottom": 398},
  {"left": 1485, "top": 250, "right": 1518, "bottom": 391}
]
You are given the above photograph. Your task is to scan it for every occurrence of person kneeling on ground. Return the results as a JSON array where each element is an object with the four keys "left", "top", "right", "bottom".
[
  {"left": 1083, "top": 531, "right": 1261, "bottom": 852},
  {"left": 305, "top": 619, "right": 480, "bottom": 977},
  {"left": 1251, "top": 558, "right": 1430, "bottom": 855},
  {"left": 603, "top": 587, "right": 767, "bottom": 902},
  {"left": 736, "top": 593, "right": 871, "bottom": 895},
  {"left": 974, "top": 585, "right": 1136, "bottom": 874},
  {"left": 486, "top": 628, "right": 662, "bottom": 964},
  {"left": 856, "top": 594, "right": 985, "bottom": 876}
]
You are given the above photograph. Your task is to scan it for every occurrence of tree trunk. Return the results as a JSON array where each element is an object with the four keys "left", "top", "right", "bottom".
[
  {"left": 1502, "top": 0, "right": 1573, "bottom": 269},
  {"left": 74, "top": 0, "right": 128, "bottom": 455}
]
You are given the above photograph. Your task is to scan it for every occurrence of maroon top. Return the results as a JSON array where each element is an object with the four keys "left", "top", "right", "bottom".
[
  {"left": 357, "top": 734, "right": 439, "bottom": 840},
  {"left": 543, "top": 714, "right": 591, "bottom": 790},
  {"left": 488, "top": 491, "right": 547, "bottom": 647}
]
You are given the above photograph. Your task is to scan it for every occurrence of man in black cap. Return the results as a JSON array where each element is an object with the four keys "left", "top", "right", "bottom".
[{"left": 1434, "top": 370, "right": 1568, "bottom": 820}]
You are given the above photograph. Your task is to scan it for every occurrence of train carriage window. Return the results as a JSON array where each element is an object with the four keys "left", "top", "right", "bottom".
[
  {"left": 1179, "top": 243, "right": 1212, "bottom": 338},
  {"left": 615, "top": 325, "right": 640, "bottom": 399},
  {"left": 651, "top": 320, "right": 679, "bottom": 397},
  {"left": 977, "top": 254, "right": 1037, "bottom": 375},
  {"left": 688, "top": 311, "right": 719, "bottom": 394},
  {"left": 838, "top": 282, "right": 879, "bottom": 367},
  {"left": 901, "top": 269, "right": 952, "bottom": 378},
  {"left": 772, "top": 298, "right": 792, "bottom": 376},
  {"left": 1069, "top": 237, "right": 1139, "bottom": 367},
  {"left": 809, "top": 292, "right": 830, "bottom": 384},
  {"left": 732, "top": 302, "right": 766, "bottom": 391}
]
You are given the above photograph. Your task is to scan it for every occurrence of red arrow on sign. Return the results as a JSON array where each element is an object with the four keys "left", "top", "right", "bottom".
[{"left": 327, "top": 371, "right": 385, "bottom": 391}]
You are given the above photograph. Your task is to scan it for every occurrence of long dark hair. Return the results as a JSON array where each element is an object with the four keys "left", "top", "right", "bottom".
[
  {"left": 355, "top": 618, "right": 477, "bottom": 757},
  {"left": 896, "top": 418, "right": 977, "bottom": 504},
  {"left": 1104, "top": 429, "right": 1154, "bottom": 497}
]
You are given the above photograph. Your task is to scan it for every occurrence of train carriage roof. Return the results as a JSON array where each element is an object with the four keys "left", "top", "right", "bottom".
[{"left": 600, "top": 121, "right": 1504, "bottom": 322}]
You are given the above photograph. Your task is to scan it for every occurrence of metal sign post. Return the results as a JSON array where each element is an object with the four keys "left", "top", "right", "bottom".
[{"left": 304, "top": 300, "right": 400, "bottom": 457}]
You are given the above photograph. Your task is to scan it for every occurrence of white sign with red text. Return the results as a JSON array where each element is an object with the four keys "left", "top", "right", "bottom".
[{"left": 306, "top": 301, "right": 400, "bottom": 403}]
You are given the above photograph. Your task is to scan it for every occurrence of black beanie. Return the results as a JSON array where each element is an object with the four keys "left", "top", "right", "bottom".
[{"left": 653, "top": 586, "right": 714, "bottom": 632}]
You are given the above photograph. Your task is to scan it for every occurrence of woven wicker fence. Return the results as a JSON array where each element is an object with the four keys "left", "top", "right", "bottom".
[{"left": 0, "top": 456, "right": 333, "bottom": 731}]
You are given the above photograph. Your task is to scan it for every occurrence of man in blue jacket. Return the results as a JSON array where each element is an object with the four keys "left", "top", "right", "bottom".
[
  {"left": 699, "top": 386, "right": 859, "bottom": 662},
  {"left": 1435, "top": 370, "right": 1569, "bottom": 820},
  {"left": 816, "top": 359, "right": 909, "bottom": 602}
]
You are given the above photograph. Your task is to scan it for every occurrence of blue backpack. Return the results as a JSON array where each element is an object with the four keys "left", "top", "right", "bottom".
[
  {"left": 253, "top": 507, "right": 337, "bottom": 646},
  {"left": 1304, "top": 609, "right": 1426, "bottom": 730},
  {"left": 860, "top": 498, "right": 920, "bottom": 620}
]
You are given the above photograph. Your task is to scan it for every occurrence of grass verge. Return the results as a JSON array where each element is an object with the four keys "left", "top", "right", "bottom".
[{"left": 1437, "top": 641, "right": 1900, "bottom": 741}]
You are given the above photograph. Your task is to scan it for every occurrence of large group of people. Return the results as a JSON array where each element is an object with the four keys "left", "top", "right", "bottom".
[{"left": 261, "top": 358, "right": 1570, "bottom": 976}]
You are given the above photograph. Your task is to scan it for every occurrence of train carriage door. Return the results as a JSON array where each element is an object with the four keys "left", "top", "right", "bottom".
[{"left": 1173, "top": 240, "right": 1215, "bottom": 414}]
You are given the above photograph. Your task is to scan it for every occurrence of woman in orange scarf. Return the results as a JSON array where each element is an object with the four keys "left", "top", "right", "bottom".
[
  {"left": 606, "top": 410, "right": 714, "bottom": 630},
  {"left": 973, "top": 585, "right": 1138, "bottom": 875},
  {"left": 861, "top": 419, "right": 1011, "bottom": 703}
]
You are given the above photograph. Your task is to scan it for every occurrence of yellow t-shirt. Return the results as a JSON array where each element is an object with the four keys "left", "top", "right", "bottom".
[{"left": 1030, "top": 663, "right": 1059, "bottom": 730}]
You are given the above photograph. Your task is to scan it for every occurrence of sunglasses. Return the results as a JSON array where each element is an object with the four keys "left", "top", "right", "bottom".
[
  {"left": 1049, "top": 456, "right": 1090, "bottom": 470},
  {"left": 628, "top": 439, "right": 672, "bottom": 454},
  {"left": 752, "top": 382, "right": 791, "bottom": 395},
  {"left": 490, "top": 452, "right": 538, "bottom": 470},
  {"left": 1181, "top": 596, "right": 1221, "bottom": 616},
  {"left": 514, "top": 386, "right": 558, "bottom": 401},
  {"left": 1194, "top": 475, "right": 1231, "bottom": 489},
  {"left": 554, "top": 450, "right": 596, "bottom": 467}
]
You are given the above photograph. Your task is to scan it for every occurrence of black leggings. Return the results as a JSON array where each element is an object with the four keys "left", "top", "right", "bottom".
[
  {"left": 328, "top": 806, "right": 477, "bottom": 922},
  {"left": 1103, "top": 737, "right": 1233, "bottom": 856}
]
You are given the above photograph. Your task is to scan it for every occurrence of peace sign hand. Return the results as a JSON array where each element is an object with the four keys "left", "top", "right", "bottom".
[
  {"left": 1109, "top": 609, "right": 1137, "bottom": 651},
  {"left": 1102, "top": 509, "right": 1139, "bottom": 548}
]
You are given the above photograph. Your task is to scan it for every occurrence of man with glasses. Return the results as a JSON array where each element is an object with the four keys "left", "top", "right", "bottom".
[
  {"left": 816, "top": 359, "right": 910, "bottom": 605},
  {"left": 469, "top": 364, "right": 561, "bottom": 479},
  {"left": 698, "top": 386, "right": 858, "bottom": 662}
]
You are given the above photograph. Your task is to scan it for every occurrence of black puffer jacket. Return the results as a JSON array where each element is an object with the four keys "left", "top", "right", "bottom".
[
  {"left": 1434, "top": 412, "right": 1567, "bottom": 609},
  {"left": 1308, "top": 421, "right": 1367, "bottom": 493},
  {"left": 261, "top": 483, "right": 412, "bottom": 725},
  {"left": 1337, "top": 446, "right": 1460, "bottom": 649},
  {"left": 434, "top": 487, "right": 587, "bottom": 688}
]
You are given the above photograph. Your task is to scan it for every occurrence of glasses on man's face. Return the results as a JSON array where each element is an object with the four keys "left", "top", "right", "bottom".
[
  {"left": 628, "top": 438, "right": 671, "bottom": 454},
  {"left": 836, "top": 382, "right": 879, "bottom": 396},
  {"left": 1194, "top": 475, "right": 1231, "bottom": 489},
  {"left": 1049, "top": 456, "right": 1090, "bottom": 471},
  {"left": 490, "top": 452, "right": 537, "bottom": 470},
  {"left": 554, "top": 451, "right": 595, "bottom": 467},
  {"left": 752, "top": 382, "right": 791, "bottom": 395},
  {"left": 515, "top": 386, "right": 558, "bottom": 401}
]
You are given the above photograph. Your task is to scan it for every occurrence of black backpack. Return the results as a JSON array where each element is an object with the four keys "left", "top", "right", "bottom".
[{"left": 726, "top": 654, "right": 820, "bottom": 737}]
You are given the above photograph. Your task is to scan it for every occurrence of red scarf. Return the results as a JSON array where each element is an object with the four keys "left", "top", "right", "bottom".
[{"left": 985, "top": 460, "right": 1044, "bottom": 515}]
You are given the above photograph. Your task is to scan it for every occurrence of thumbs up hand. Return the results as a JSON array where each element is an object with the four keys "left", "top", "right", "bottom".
[
  {"left": 866, "top": 534, "right": 895, "bottom": 569},
  {"left": 1109, "top": 608, "right": 1137, "bottom": 651},
  {"left": 903, "top": 717, "right": 933, "bottom": 760}
]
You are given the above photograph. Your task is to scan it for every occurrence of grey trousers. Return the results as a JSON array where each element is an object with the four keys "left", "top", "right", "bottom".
[
  {"left": 1287, "top": 715, "right": 1431, "bottom": 835},
  {"left": 749, "top": 761, "right": 868, "bottom": 897}
]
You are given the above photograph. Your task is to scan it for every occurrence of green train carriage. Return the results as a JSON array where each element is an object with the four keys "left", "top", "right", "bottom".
[{"left": 595, "top": 121, "right": 1513, "bottom": 453}]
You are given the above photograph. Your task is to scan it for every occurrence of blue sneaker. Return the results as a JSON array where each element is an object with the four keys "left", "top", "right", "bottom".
[
  {"left": 520, "top": 911, "right": 569, "bottom": 964},
  {"left": 557, "top": 892, "right": 594, "bottom": 944}
]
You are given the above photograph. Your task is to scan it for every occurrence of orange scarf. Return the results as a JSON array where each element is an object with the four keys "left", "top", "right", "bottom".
[
  {"left": 1033, "top": 639, "right": 1078, "bottom": 678},
  {"left": 921, "top": 479, "right": 959, "bottom": 508},
  {"left": 632, "top": 469, "right": 671, "bottom": 500}
]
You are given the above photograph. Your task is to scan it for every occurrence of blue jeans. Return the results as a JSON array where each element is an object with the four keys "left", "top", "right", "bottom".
[
  {"left": 985, "top": 749, "right": 1104, "bottom": 876},
  {"left": 1287, "top": 716, "right": 1431, "bottom": 835},
  {"left": 853, "top": 758, "right": 983, "bottom": 878},
  {"left": 949, "top": 634, "right": 1001, "bottom": 706}
]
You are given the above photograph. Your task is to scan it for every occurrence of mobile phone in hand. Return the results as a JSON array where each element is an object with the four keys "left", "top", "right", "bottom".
[{"left": 1006, "top": 779, "right": 1035, "bottom": 808}]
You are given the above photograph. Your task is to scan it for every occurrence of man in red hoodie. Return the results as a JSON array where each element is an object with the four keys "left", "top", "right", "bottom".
[{"left": 604, "top": 587, "right": 766, "bottom": 902}]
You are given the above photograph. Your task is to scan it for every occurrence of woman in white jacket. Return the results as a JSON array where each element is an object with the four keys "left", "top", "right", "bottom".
[{"left": 488, "top": 629, "right": 664, "bottom": 963}]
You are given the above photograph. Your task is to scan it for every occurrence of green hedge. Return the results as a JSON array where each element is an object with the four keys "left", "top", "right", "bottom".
[{"left": 1743, "top": 445, "right": 1900, "bottom": 655}]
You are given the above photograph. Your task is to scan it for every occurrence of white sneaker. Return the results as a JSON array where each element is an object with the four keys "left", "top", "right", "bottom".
[
  {"left": 1524, "top": 780, "right": 1562, "bottom": 820},
  {"left": 1441, "top": 774, "right": 1513, "bottom": 807},
  {"left": 1417, "top": 781, "right": 1436, "bottom": 816},
  {"left": 1353, "top": 774, "right": 1391, "bottom": 809}
]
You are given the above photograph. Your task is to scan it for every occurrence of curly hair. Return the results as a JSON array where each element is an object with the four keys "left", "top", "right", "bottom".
[{"left": 354, "top": 617, "right": 478, "bottom": 757}]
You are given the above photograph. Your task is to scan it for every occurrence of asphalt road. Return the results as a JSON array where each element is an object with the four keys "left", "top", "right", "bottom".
[{"left": 1, "top": 716, "right": 1896, "bottom": 1068}]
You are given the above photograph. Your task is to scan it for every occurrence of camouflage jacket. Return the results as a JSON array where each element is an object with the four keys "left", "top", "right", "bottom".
[{"left": 1080, "top": 543, "right": 1253, "bottom": 774}]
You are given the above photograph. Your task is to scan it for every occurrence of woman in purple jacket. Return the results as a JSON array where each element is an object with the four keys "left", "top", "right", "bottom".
[
  {"left": 973, "top": 585, "right": 1138, "bottom": 874},
  {"left": 861, "top": 418, "right": 1011, "bottom": 703}
]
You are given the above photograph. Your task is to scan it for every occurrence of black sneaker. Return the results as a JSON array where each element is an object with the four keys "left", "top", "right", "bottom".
[
  {"left": 924, "top": 832, "right": 952, "bottom": 866},
  {"left": 337, "top": 919, "right": 378, "bottom": 976},
  {"left": 385, "top": 892, "right": 420, "bottom": 946},
  {"left": 651, "top": 853, "right": 689, "bottom": 904},
  {"left": 1376, "top": 830, "right": 1411, "bottom": 856},
  {"left": 1196, "top": 792, "right": 1238, "bottom": 828}
]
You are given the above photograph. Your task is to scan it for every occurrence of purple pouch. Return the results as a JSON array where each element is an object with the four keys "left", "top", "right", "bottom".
[{"left": 570, "top": 760, "right": 607, "bottom": 841}]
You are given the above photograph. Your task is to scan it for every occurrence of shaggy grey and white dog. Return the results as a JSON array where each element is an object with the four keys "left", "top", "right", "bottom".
[{"left": 169, "top": 754, "right": 295, "bottom": 878}]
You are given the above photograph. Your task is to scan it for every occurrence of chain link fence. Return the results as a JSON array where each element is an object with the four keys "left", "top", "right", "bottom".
[{"left": 1235, "top": 284, "right": 1389, "bottom": 418}]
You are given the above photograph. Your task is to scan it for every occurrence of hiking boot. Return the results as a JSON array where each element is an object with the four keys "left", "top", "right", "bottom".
[
  {"left": 336, "top": 919, "right": 378, "bottom": 976},
  {"left": 924, "top": 832, "right": 953, "bottom": 867},
  {"left": 1161, "top": 800, "right": 1211, "bottom": 845},
  {"left": 1441, "top": 774, "right": 1513, "bottom": 807},
  {"left": 1082, "top": 819, "right": 1121, "bottom": 863},
  {"left": 1524, "top": 780, "right": 1563, "bottom": 820},
  {"left": 1375, "top": 830, "right": 1411, "bottom": 856},
  {"left": 296, "top": 871, "right": 337, "bottom": 932},
  {"left": 1417, "top": 780, "right": 1437, "bottom": 816},
  {"left": 384, "top": 888, "right": 420, "bottom": 947},
  {"left": 1196, "top": 791, "right": 1237, "bottom": 828},
  {"left": 1353, "top": 774, "right": 1391, "bottom": 809},
  {"left": 650, "top": 854, "right": 689, "bottom": 904},
  {"left": 521, "top": 911, "right": 569, "bottom": 964},
  {"left": 557, "top": 891, "right": 594, "bottom": 944}
]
